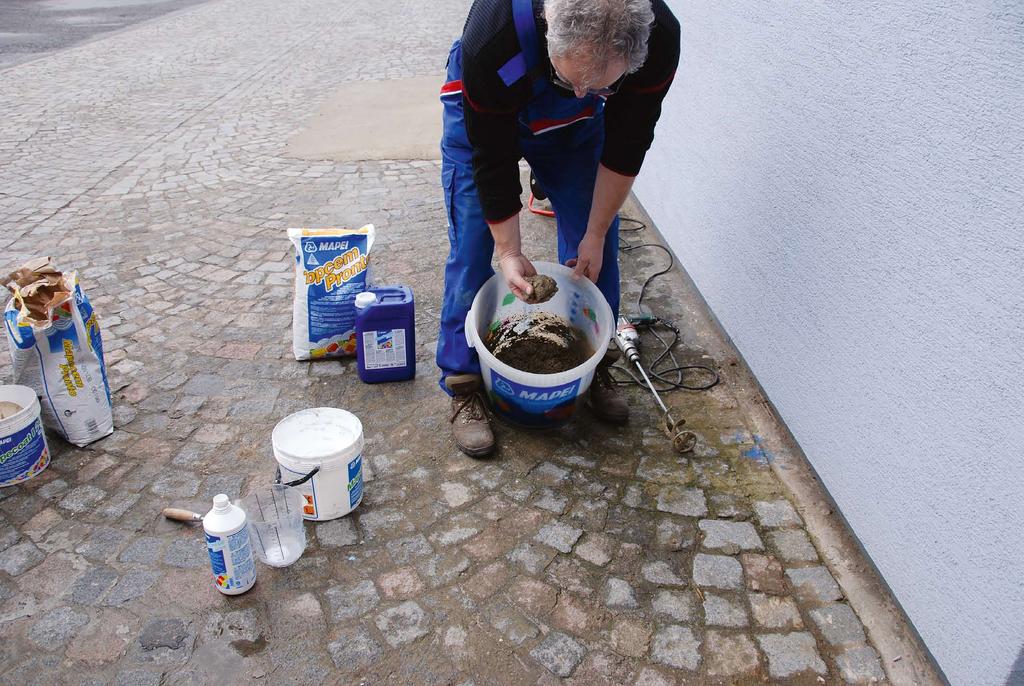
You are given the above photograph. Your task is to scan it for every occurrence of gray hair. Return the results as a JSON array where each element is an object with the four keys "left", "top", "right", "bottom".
[{"left": 544, "top": 0, "right": 655, "bottom": 75}]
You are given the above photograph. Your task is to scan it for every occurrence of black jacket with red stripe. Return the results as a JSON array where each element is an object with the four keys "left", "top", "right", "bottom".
[{"left": 458, "top": 0, "right": 681, "bottom": 224}]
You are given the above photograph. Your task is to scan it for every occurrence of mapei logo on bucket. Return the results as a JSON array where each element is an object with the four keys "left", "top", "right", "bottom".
[
  {"left": 489, "top": 370, "right": 580, "bottom": 426},
  {"left": 494, "top": 377, "right": 515, "bottom": 396}
]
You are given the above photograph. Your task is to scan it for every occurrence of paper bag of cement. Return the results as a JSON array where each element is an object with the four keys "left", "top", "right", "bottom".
[
  {"left": 3, "top": 257, "right": 114, "bottom": 447},
  {"left": 288, "top": 225, "right": 375, "bottom": 360}
]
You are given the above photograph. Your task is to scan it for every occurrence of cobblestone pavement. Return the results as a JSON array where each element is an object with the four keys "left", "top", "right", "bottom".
[{"left": 0, "top": 0, "right": 890, "bottom": 683}]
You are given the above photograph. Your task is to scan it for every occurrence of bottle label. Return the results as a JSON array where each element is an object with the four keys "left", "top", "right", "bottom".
[
  {"left": 206, "top": 527, "right": 256, "bottom": 592},
  {"left": 361, "top": 329, "right": 407, "bottom": 370}
]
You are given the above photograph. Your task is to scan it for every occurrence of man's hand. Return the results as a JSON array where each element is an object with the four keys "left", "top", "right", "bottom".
[
  {"left": 498, "top": 252, "right": 538, "bottom": 301},
  {"left": 566, "top": 231, "right": 604, "bottom": 284},
  {"left": 488, "top": 213, "right": 537, "bottom": 301}
]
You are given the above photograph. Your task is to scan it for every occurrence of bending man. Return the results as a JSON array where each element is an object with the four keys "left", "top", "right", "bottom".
[{"left": 437, "top": 0, "right": 680, "bottom": 456}]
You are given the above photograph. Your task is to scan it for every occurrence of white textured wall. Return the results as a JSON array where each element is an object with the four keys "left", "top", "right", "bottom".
[{"left": 634, "top": 2, "right": 1024, "bottom": 684}]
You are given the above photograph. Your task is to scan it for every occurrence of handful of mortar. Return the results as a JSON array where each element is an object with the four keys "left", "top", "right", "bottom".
[{"left": 522, "top": 274, "right": 557, "bottom": 304}]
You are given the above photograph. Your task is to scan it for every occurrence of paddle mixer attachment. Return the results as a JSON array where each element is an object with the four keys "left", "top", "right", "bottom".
[{"left": 614, "top": 317, "right": 697, "bottom": 454}]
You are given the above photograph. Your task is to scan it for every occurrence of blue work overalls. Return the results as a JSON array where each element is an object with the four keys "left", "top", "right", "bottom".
[{"left": 436, "top": 0, "right": 621, "bottom": 394}]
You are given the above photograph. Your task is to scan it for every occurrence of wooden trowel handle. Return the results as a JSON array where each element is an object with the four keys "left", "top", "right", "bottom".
[{"left": 162, "top": 508, "right": 203, "bottom": 522}]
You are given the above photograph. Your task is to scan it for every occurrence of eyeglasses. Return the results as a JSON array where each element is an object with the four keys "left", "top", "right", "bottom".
[{"left": 550, "top": 63, "right": 626, "bottom": 97}]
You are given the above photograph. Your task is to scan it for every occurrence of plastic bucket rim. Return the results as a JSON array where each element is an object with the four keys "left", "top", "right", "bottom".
[
  {"left": 272, "top": 407, "right": 364, "bottom": 471},
  {"left": 274, "top": 437, "right": 365, "bottom": 471},
  {"left": 466, "top": 262, "right": 614, "bottom": 387},
  {"left": 0, "top": 385, "right": 41, "bottom": 433}
]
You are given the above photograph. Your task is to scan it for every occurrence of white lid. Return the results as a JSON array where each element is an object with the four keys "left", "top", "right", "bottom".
[
  {"left": 272, "top": 407, "right": 364, "bottom": 468},
  {"left": 354, "top": 292, "right": 377, "bottom": 308},
  {"left": 213, "top": 494, "right": 230, "bottom": 511}
]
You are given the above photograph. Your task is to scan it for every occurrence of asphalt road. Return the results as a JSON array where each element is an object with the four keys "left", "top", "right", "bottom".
[{"left": 0, "top": 0, "right": 213, "bottom": 69}]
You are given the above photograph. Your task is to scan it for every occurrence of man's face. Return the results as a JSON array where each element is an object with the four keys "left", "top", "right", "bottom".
[{"left": 550, "top": 53, "right": 627, "bottom": 99}]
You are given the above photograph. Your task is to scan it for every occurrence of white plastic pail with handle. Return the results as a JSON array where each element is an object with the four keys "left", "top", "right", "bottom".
[
  {"left": 465, "top": 261, "right": 614, "bottom": 428},
  {"left": 272, "top": 408, "right": 364, "bottom": 521}
]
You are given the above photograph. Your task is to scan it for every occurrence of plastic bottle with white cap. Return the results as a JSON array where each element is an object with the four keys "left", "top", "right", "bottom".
[{"left": 203, "top": 494, "right": 257, "bottom": 595}]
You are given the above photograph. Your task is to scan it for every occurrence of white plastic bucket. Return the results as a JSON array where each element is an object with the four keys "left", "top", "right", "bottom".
[
  {"left": 0, "top": 385, "right": 51, "bottom": 487},
  {"left": 465, "top": 261, "right": 614, "bottom": 428},
  {"left": 271, "top": 408, "right": 364, "bottom": 521}
]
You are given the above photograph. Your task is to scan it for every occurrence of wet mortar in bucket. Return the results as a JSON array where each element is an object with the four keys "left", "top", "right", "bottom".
[{"left": 484, "top": 311, "right": 593, "bottom": 375}]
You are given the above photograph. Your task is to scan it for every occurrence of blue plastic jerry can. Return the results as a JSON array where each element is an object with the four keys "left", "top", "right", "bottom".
[{"left": 354, "top": 286, "right": 416, "bottom": 383}]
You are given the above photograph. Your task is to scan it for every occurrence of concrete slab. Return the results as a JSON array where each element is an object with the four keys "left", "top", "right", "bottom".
[{"left": 286, "top": 77, "right": 443, "bottom": 162}]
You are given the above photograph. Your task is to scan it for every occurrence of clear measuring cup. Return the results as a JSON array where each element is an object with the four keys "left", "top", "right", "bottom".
[{"left": 241, "top": 485, "right": 307, "bottom": 567}]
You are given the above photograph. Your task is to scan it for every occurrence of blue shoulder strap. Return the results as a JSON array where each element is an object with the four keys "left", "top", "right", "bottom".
[
  {"left": 512, "top": 0, "right": 541, "bottom": 74},
  {"left": 497, "top": 0, "right": 546, "bottom": 95}
]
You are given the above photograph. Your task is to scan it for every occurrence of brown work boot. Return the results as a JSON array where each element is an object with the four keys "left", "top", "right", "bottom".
[
  {"left": 586, "top": 347, "right": 629, "bottom": 424},
  {"left": 445, "top": 374, "right": 495, "bottom": 458}
]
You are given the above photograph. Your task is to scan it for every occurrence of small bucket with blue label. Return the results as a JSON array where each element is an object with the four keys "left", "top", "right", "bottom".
[
  {"left": 0, "top": 385, "right": 50, "bottom": 488},
  {"left": 465, "top": 262, "right": 614, "bottom": 428},
  {"left": 271, "top": 408, "right": 364, "bottom": 521}
]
